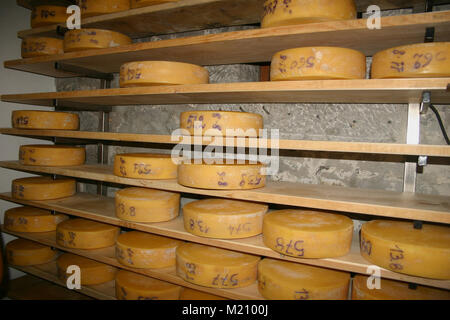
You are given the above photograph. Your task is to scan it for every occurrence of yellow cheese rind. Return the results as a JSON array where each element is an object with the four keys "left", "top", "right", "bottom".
[
  {"left": 261, "top": 0, "right": 356, "bottom": 28},
  {"left": 64, "top": 28, "right": 132, "bottom": 52},
  {"left": 258, "top": 258, "right": 350, "bottom": 300},
  {"left": 12, "top": 110, "right": 79, "bottom": 130},
  {"left": 79, "top": 0, "right": 130, "bottom": 18},
  {"left": 31, "top": 5, "right": 67, "bottom": 28},
  {"left": 4, "top": 206, "right": 68, "bottom": 233},
  {"left": 176, "top": 242, "right": 260, "bottom": 288},
  {"left": 130, "top": 0, "right": 179, "bottom": 9},
  {"left": 263, "top": 209, "right": 353, "bottom": 258},
  {"left": 21, "top": 37, "right": 64, "bottom": 58},
  {"left": 57, "top": 253, "right": 117, "bottom": 285},
  {"left": 183, "top": 199, "right": 268, "bottom": 239},
  {"left": 12, "top": 177, "right": 76, "bottom": 200},
  {"left": 115, "top": 187, "right": 180, "bottom": 223},
  {"left": 6, "top": 239, "right": 56, "bottom": 266},
  {"left": 371, "top": 42, "right": 450, "bottom": 79},
  {"left": 116, "top": 270, "right": 182, "bottom": 300},
  {"left": 114, "top": 153, "right": 178, "bottom": 180},
  {"left": 19, "top": 145, "right": 86, "bottom": 167},
  {"left": 360, "top": 220, "right": 450, "bottom": 279},
  {"left": 271, "top": 47, "right": 366, "bottom": 81},
  {"left": 119, "top": 61, "right": 209, "bottom": 88},
  {"left": 56, "top": 218, "right": 120, "bottom": 249},
  {"left": 178, "top": 161, "right": 265, "bottom": 190},
  {"left": 116, "top": 231, "right": 182, "bottom": 269},
  {"left": 352, "top": 275, "right": 450, "bottom": 300},
  {"left": 180, "top": 288, "right": 227, "bottom": 300}
]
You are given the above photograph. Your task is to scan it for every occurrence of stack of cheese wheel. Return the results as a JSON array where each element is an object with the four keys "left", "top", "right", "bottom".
[
  {"left": 19, "top": 145, "right": 85, "bottom": 167},
  {"left": 131, "top": 0, "right": 179, "bottom": 9},
  {"left": 182, "top": 198, "right": 268, "bottom": 239},
  {"left": 6, "top": 239, "right": 56, "bottom": 266},
  {"left": 258, "top": 258, "right": 350, "bottom": 300},
  {"left": 176, "top": 242, "right": 260, "bottom": 288},
  {"left": 360, "top": 220, "right": 450, "bottom": 279},
  {"left": 57, "top": 253, "right": 117, "bottom": 285},
  {"left": 261, "top": 0, "right": 356, "bottom": 28},
  {"left": 79, "top": 0, "right": 130, "bottom": 18},
  {"left": 352, "top": 275, "right": 450, "bottom": 300},
  {"left": 263, "top": 209, "right": 354, "bottom": 258},
  {"left": 180, "top": 288, "right": 227, "bottom": 300},
  {"left": 180, "top": 110, "right": 263, "bottom": 137},
  {"left": 114, "top": 153, "right": 178, "bottom": 180},
  {"left": 116, "top": 270, "right": 182, "bottom": 300},
  {"left": 31, "top": 5, "right": 67, "bottom": 28},
  {"left": 4, "top": 206, "right": 68, "bottom": 233},
  {"left": 371, "top": 42, "right": 450, "bottom": 78},
  {"left": 271, "top": 47, "right": 366, "bottom": 81},
  {"left": 119, "top": 61, "right": 209, "bottom": 87},
  {"left": 64, "top": 29, "right": 131, "bottom": 52},
  {"left": 115, "top": 187, "right": 180, "bottom": 222},
  {"left": 12, "top": 110, "right": 79, "bottom": 130},
  {"left": 116, "top": 231, "right": 182, "bottom": 268},
  {"left": 21, "top": 38, "right": 64, "bottom": 58},
  {"left": 12, "top": 177, "right": 76, "bottom": 200},
  {"left": 56, "top": 218, "right": 120, "bottom": 249}
]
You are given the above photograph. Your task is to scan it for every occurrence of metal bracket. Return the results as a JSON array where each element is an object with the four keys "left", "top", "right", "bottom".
[
  {"left": 420, "top": 91, "right": 431, "bottom": 114},
  {"left": 418, "top": 156, "right": 428, "bottom": 167},
  {"left": 408, "top": 283, "right": 418, "bottom": 290},
  {"left": 413, "top": 221, "right": 423, "bottom": 229},
  {"left": 54, "top": 62, "right": 114, "bottom": 81}
]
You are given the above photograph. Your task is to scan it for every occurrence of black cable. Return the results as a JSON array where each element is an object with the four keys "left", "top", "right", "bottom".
[{"left": 429, "top": 104, "right": 450, "bottom": 145}]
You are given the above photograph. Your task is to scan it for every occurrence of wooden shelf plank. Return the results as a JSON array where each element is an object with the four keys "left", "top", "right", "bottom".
[{"left": 5, "top": 11, "right": 450, "bottom": 78}]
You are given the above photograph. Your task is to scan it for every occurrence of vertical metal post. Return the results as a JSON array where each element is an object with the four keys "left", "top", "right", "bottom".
[
  {"left": 403, "top": 103, "right": 421, "bottom": 193},
  {"left": 97, "top": 79, "right": 111, "bottom": 196}
]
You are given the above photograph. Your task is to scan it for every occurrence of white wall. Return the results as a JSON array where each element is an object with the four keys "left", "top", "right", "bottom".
[{"left": 0, "top": 0, "right": 55, "bottom": 280}]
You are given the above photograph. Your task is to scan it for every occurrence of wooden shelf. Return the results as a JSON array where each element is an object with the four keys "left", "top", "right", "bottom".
[{"left": 5, "top": 11, "right": 450, "bottom": 78}]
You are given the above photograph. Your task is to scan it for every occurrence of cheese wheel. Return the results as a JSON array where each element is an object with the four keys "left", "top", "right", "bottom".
[
  {"left": 57, "top": 253, "right": 117, "bottom": 285},
  {"left": 271, "top": 47, "right": 366, "bottom": 81},
  {"left": 258, "top": 258, "right": 350, "bottom": 300},
  {"left": 360, "top": 220, "right": 450, "bottom": 279},
  {"left": 6, "top": 239, "right": 56, "bottom": 266},
  {"left": 79, "top": 0, "right": 130, "bottom": 18},
  {"left": 116, "top": 270, "right": 182, "bottom": 300},
  {"left": 64, "top": 29, "right": 132, "bottom": 52},
  {"left": 19, "top": 145, "right": 85, "bottom": 167},
  {"left": 352, "top": 275, "right": 450, "bottom": 300},
  {"left": 12, "top": 110, "right": 79, "bottom": 130},
  {"left": 180, "top": 288, "right": 227, "bottom": 300},
  {"left": 114, "top": 153, "right": 178, "bottom": 180},
  {"left": 183, "top": 199, "right": 268, "bottom": 239},
  {"left": 178, "top": 161, "right": 265, "bottom": 190},
  {"left": 116, "top": 231, "right": 182, "bottom": 269},
  {"left": 119, "top": 61, "right": 209, "bottom": 88},
  {"left": 261, "top": 0, "right": 356, "bottom": 28},
  {"left": 131, "top": 0, "right": 179, "bottom": 9},
  {"left": 176, "top": 242, "right": 260, "bottom": 288},
  {"left": 180, "top": 111, "right": 263, "bottom": 137},
  {"left": 12, "top": 177, "right": 76, "bottom": 200},
  {"left": 115, "top": 187, "right": 180, "bottom": 223},
  {"left": 31, "top": 5, "right": 67, "bottom": 28},
  {"left": 371, "top": 42, "right": 450, "bottom": 79},
  {"left": 4, "top": 206, "right": 68, "bottom": 233},
  {"left": 56, "top": 218, "right": 120, "bottom": 249},
  {"left": 263, "top": 209, "right": 353, "bottom": 258},
  {"left": 21, "top": 37, "right": 64, "bottom": 58}
]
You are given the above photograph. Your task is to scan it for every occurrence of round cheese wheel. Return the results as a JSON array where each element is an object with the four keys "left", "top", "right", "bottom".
[
  {"left": 6, "top": 239, "right": 56, "bottom": 266},
  {"left": 116, "top": 231, "right": 182, "bottom": 269},
  {"left": 116, "top": 270, "right": 182, "bottom": 300},
  {"left": 182, "top": 198, "right": 268, "bottom": 239},
  {"left": 56, "top": 218, "right": 120, "bottom": 249},
  {"left": 12, "top": 177, "right": 76, "bottom": 200},
  {"left": 115, "top": 187, "right": 180, "bottom": 223},
  {"left": 352, "top": 275, "right": 450, "bottom": 300},
  {"left": 31, "top": 5, "right": 67, "bottom": 28},
  {"left": 114, "top": 153, "right": 178, "bottom": 180},
  {"left": 263, "top": 209, "right": 354, "bottom": 258},
  {"left": 360, "top": 220, "right": 450, "bottom": 279},
  {"left": 12, "top": 110, "right": 79, "bottom": 130},
  {"left": 180, "top": 110, "right": 263, "bottom": 137},
  {"left": 258, "top": 258, "right": 350, "bottom": 300},
  {"left": 261, "top": 0, "right": 356, "bottom": 28},
  {"left": 180, "top": 288, "right": 227, "bottom": 300},
  {"left": 64, "top": 28, "right": 132, "bottom": 52},
  {"left": 57, "top": 253, "right": 117, "bottom": 285},
  {"left": 79, "top": 0, "right": 130, "bottom": 18},
  {"left": 131, "top": 0, "right": 179, "bottom": 9},
  {"left": 19, "top": 145, "right": 86, "bottom": 167},
  {"left": 21, "top": 37, "right": 64, "bottom": 58},
  {"left": 178, "top": 161, "right": 266, "bottom": 190},
  {"left": 271, "top": 47, "right": 366, "bottom": 81},
  {"left": 176, "top": 242, "right": 260, "bottom": 288},
  {"left": 371, "top": 42, "right": 450, "bottom": 79},
  {"left": 119, "top": 61, "right": 209, "bottom": 88},
  {"left": 4, "top": 206, "right": 68, "bottom": 233}
]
